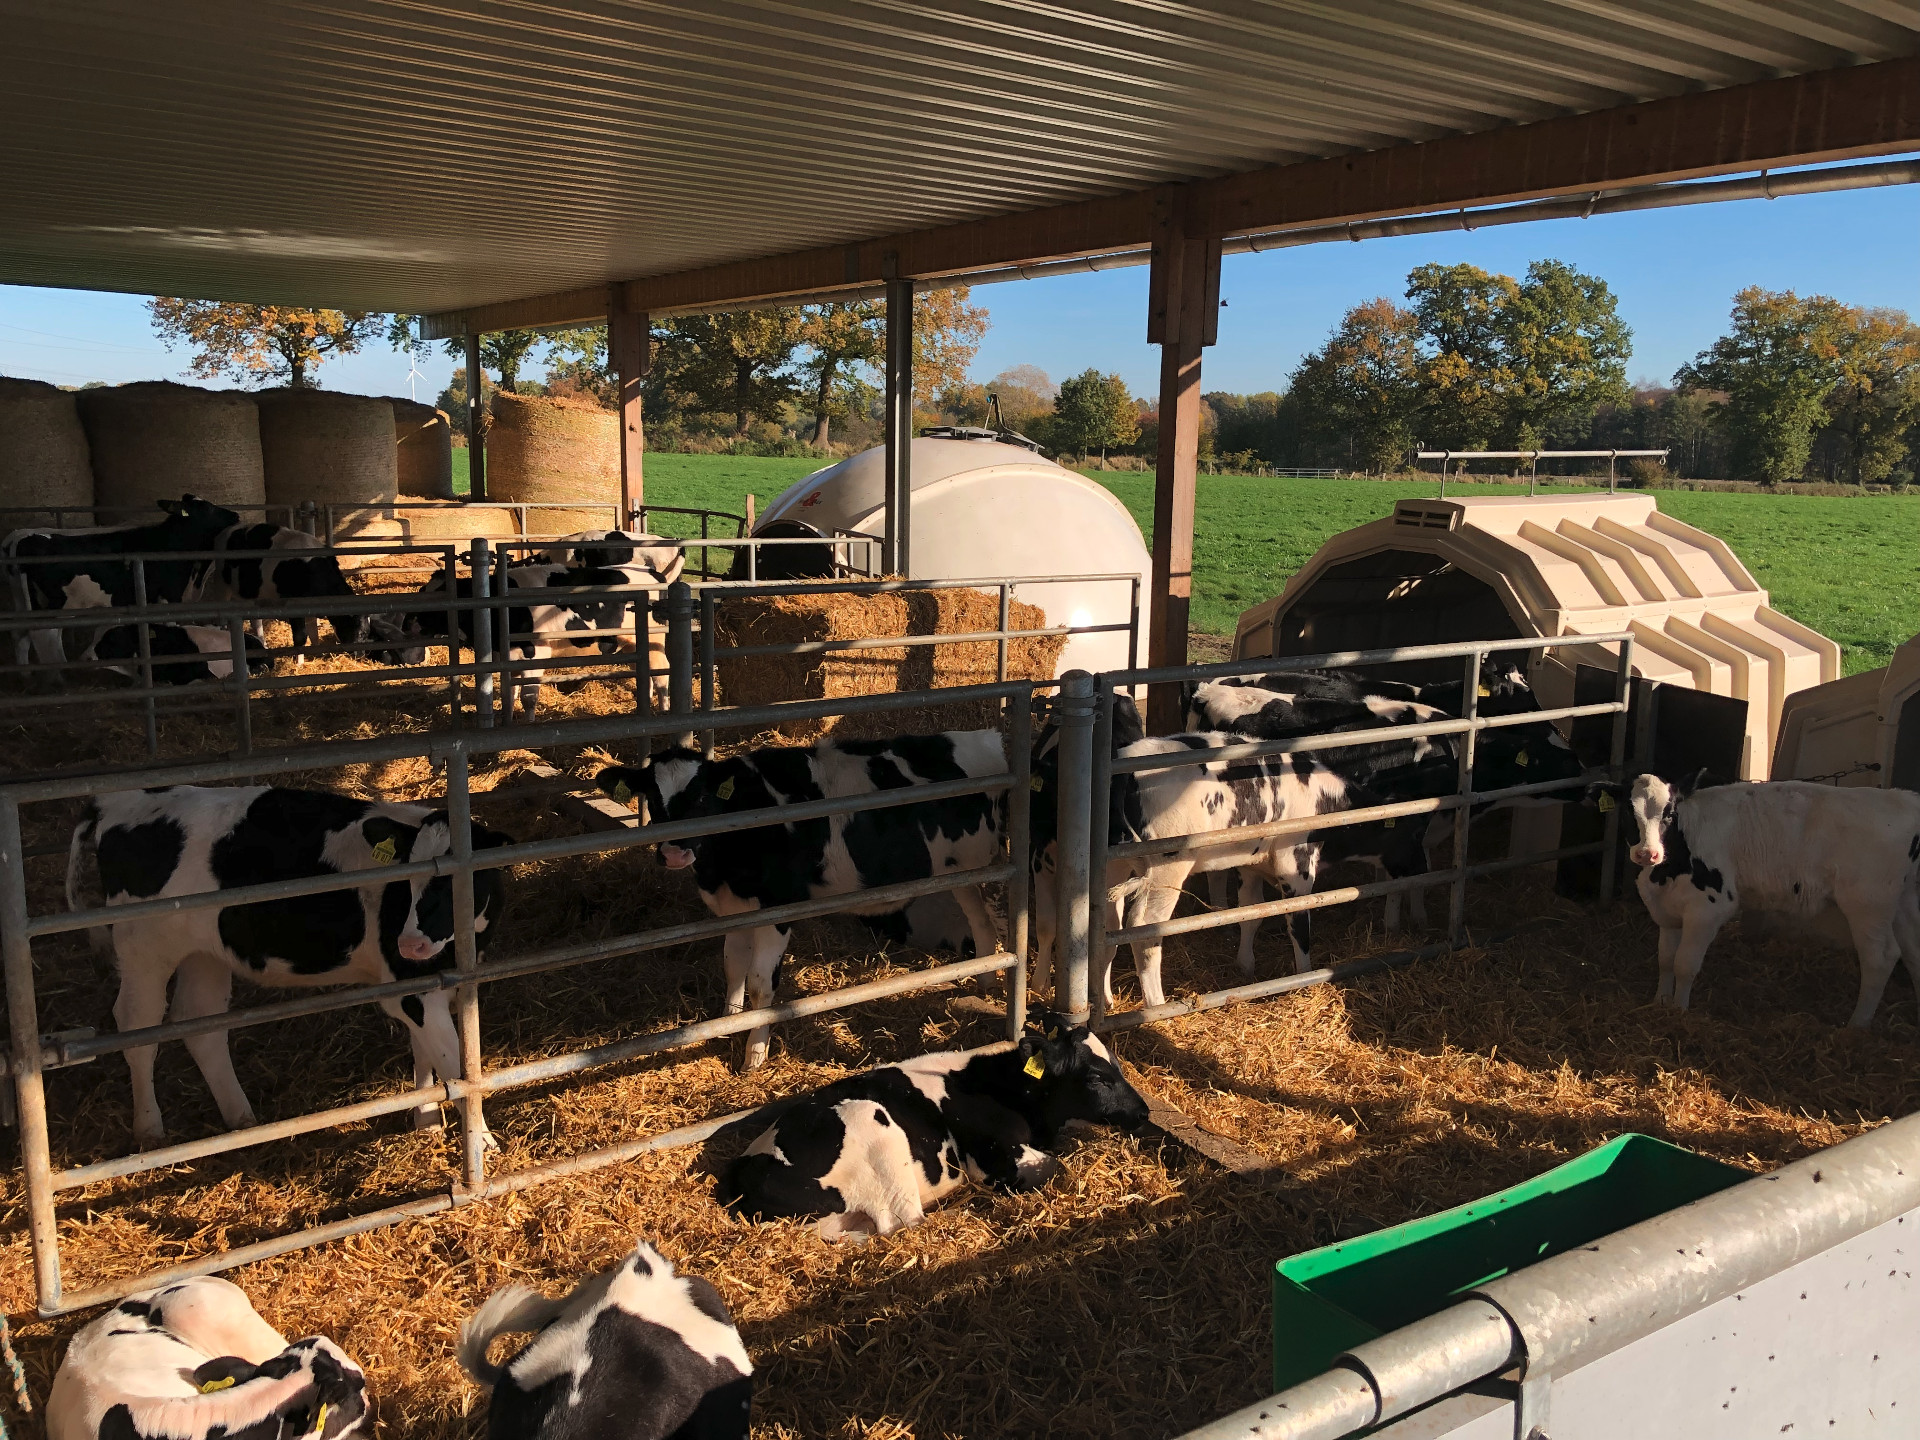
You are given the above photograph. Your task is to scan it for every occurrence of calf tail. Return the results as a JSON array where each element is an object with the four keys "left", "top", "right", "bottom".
[
  {"left": 457, "top": 1283, "right": 566, "bottom": 1388},
  {"left": 65, "top": 806, "right": 111, "bottom": 958}
]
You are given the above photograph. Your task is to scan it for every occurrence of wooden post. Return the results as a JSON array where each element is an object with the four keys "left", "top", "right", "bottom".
[
  {"left": 463, "top": 331, "right": 487, "bottom": 501},
  {"left": 1145, "top": 189, "right": 1221, "bottom": 733},
  {"left": 611, "top": 300, "right": 649, "bottom": 525},
  {"left": 882, "top": 272, "right": 913, "bottom": 577}
]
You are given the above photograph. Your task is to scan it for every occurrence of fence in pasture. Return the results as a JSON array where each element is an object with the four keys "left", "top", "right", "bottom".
[{"left": 1418, "top": 448, "right": 1671, "bottom": 495}]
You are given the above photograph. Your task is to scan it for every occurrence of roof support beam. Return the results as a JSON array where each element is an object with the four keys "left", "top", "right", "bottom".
[{"left": 422, "top": 54, "right": 1919, "bottom": 340}]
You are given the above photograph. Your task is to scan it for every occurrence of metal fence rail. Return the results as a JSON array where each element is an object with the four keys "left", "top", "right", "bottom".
[
  {"left": 1039, "top": 633, "right": 1633, "bottom": 1029},
  {"left": 1, "top": 678, "right": 1035, "bottom": 1316}
]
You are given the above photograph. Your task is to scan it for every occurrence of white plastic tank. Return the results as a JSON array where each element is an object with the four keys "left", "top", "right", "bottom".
[{"left": 755, "top": 435, "right": 1150, "bottom": 676}]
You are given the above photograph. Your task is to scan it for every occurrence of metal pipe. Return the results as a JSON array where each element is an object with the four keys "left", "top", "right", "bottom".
[
  {"left": 131, "top": 557, "right": 157, "bottom": 758},
  {"left": 666, "top": 579, "right": 694, "bottom": 738},
  {"left": 1598, "top": 636, "right": 1635, "bottom": 904},
  {"left": 1117, "top": 630, "right": 1631, "bottom": 689},
  {"left": 1052, "top": 671, "right": 1096, "bottom": 1026},
  {"left": 444, "top": 751, "right": 489, "bottom": 1189},
  {"left": 996, "top": 582, "right": 1010, "bottom": 683},
  {"left": 1448, "top": 650, "right": 1480, "bottom": 943},
  {"left": 882, "top": 274, "right": 913, "bottom": 577},
  {"left": 471, "top": 538, "right": 494, "bottom": 728},
  {"left": 699, "top": 588, "right": 717, "bottom": 758},
  {"left": 227, "top": 614, "right": 253, "bottom": 754},
  {"left": 716, "top": 624, "right": 1084, "bottom": 661},
  {"left": 1, "top": 796, "right": 63, "bottom": 1309},
  {"left": 1110, "top": 870, "right": 1451, "bottom": 948},
  {"left": 1170, "top": 1365, "right": 1380, "bottom": 1440},
  {"left": 1005, "top": 695, "right": 1032, "bottom": 1040},
  {"left": 1085, "top": 678, "right": 1117, "bottom": 1023}
]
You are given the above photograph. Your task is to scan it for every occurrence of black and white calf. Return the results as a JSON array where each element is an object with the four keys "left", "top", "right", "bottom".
[
  {"left": 83, "top": 623, "right": 267, "bottom": 684},
  {"left": 48, "top": 1276, "right": 369, "bottom": 1440},
  {"left": 457, "top": 1241, "right": 751, "bottom": 1440},
  {"left": 1602, "top": 772, "right": 1920, "bottom": 1026},
  {"left": 3, "top": 494, "right": 239, "bottom": 667},
  {"left": 721, "top": 1024, "right": 1148, "bottom": 1239},
  {"left": 535, "top": 529, "right": 686, "bottom": 585},
  {"left": 69, "top": 785, "right": 512, "bottom": 1149},
  {"left": 203, "top": 523, "right": 364, "bottom": 660},
  {"left": 595, "top": 731, "right": 1006, "bottom": 1069},
  {"left": 405, "top": 560, "right": 671, "bottom": 717}
]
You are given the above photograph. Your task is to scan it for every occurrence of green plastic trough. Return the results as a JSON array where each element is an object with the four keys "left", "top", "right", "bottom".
[{"left": 1271, "top": 1133, "right": 1749, "bottom": 1395}]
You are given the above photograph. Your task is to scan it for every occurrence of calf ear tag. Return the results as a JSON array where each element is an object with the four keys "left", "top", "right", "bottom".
[
  {"left": 370, "top": 836, "right": 398, "bottom": 865},
  {"left": 613, "top": 779, "right": 633, "bottom": 805},
  {"left": 1383, "top": 818, "right": 1395, "bottom": 827},
  {"left": 1598, "top": 792, "right": 1615, "bottom": 812},
  {"left": 1024, "top": 1053, "right": 1047, "bottom": 1079},
  {"left": 198, "top": 1376, "right": 237, "bottom": 1394},
  {"left": 716, "top": 776, "right": 736, "bottom": 801},
  {"left": 310, "top": 1403, "right": 330, "bottom": 1436},
  {"left": 1478, "top": 685, "right": 1491, "bottom": 697},
  {"left": 1031, "top": 775, "right": 1046, "bottom": 792},
  {"left": 1515, "top": 750, "right": 1529, "bottom": 768}
]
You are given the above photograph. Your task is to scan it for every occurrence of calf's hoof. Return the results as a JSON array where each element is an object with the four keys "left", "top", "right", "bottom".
[
  {"left": 410, "top": 1104, "right": 447, "bottom": 1132},
  {"left": 132, "top": 1124, "right": 169, "bottom": 1152}
]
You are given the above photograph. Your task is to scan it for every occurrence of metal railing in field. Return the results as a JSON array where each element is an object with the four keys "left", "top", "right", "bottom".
[{"left": 0, "top": 680, "right": 1035, "bottom": 1317}]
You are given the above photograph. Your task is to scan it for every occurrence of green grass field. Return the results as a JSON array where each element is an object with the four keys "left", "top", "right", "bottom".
[{"left": 453, "top": 450, "right": 1920, "bottom": 675}]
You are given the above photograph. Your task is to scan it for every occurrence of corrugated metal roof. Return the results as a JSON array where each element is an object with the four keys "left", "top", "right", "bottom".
[{"left": 3, "top": 1, "right": 1915, "bottom": 313}]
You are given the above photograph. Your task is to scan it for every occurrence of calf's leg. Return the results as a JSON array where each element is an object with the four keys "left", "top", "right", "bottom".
[
  {"left": 952, "top": 884, "right": 1001, "bottom": 959},
  {"left": 1843, "top": 905, "right": 1904, "bottom": 1029},
  {"left": 1668, "top": 908, "right": 1731, "bottom": 1011},
  {"left": 111, "top": 948, "right": 180, "bottom": 1149},
  {"left": 1030, "top": 862, "right": 1056, "bottom": 998},
  {"left": 1656, "top": 925, "right": 1681, "bottom": 1003},
  {"left": 169, "top": 953, "right": 256, "bottom": 1132},
  {"left": 1124, "top": 862, "right": 1194, "bottom": 1010},
  {"left": 381, "top": 992, "right": 497, "bottom": 1148},
  {"left": 735, "top": 924, "right": 793, "bottom": 1071}
]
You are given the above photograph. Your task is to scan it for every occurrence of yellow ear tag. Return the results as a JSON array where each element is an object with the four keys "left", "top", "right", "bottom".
[
  {"left": 1383, "top": 818, "right": 1395, "bottom": 828},
  {"left": 1030, "top": 775, "right": 1045, "bottom": 792},
  {"left": 716, "top": 776, "right": 736, "bottom": 801},
  {"left": 370, "top": 836, "right": 398, "bottom": 866},
  {"left": 1478, "top": 685, "right": 1491, "bottom": 697},
  {"left": 310, "top": 1402, "right": 330, "bottom": 1435},
  {"left": 198, "top": 1376, "right": 237, "bottom": 1394},
  {"left": 1598, "top": 792, "right": 1615, "bottom": 812},
  {"left": 1515, "top": 750, "right": 1529, "bottom": 768},
  {"left": 1023, "top": 1053, "right": 1046, "bottom": 1079},
  {"left": 613, "top": 780, "right": 633, "bottom": 805}
]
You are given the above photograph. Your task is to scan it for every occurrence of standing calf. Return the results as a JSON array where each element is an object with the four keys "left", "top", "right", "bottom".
[
  {"left": 49, "top": 1276, "right": 369, "bottom": 1440},
  {"left": 458, "top": 1241, "right": 751, "bottom": 1440},
  {"left": 1602, "top": 773, "right": 1920, "bottom": 1025},
  {"left": 70, "top": 785, "right": 512, "bottom": 1149}
]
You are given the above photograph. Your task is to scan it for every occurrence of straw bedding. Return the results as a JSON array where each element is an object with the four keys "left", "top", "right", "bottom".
[
  {"left": 714, "top": 588, "right": 1066, "bottom": 741},
  {"left": 2, "top": 642, "right": 1917, "bottom": 1438}
]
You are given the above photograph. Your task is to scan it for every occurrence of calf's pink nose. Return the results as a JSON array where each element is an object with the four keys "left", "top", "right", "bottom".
[{"left": 399, "top": 935, "right": 440, "bottom": 960}]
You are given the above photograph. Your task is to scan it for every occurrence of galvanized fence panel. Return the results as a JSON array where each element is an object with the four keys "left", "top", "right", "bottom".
[
  {"left": 1, "top": 679, "right": 1036, "bottom": 1316},
  {"left": 1049, "top": 633, "right": 1634, "bottom": 1029}
]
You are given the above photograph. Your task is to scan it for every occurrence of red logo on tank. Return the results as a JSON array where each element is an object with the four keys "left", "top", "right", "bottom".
[{"left": 799, "top": 489, "right": 823, "bottom": 508}]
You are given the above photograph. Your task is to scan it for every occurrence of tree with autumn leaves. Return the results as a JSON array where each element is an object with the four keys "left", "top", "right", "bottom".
[{"left": 147, "top": 299, "right": 382, "bottom": 388}]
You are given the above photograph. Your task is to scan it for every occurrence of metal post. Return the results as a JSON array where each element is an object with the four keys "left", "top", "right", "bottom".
[
  {"left": 131, "top": 558, "right": 158, "bottom": 759},
  {"left": 1448, "top": 649, "right": 1481, "bottom": 943},
  {"left": 2, "top": 795, "right": 63, "bottom": 1312},
  {"left": 997, "top": 582, "right": 1010, "bottom": 683},
  {"left": 1006, "top": 692, "right": 1033, "bottom": 1040},
  {"left": 699, "top": 589, "right": 717, "bottom": 759},
  {"left": 470, "top": 538, "right": 494, "bottom": 729},
  {"left": 227, "top": 614, "right": 252, "bottom": 755},
  {"left": 464, "top": 332, "right": 486, "bottom": 501},
  {"left": 1128, "top": 575, "right": 1141, "bottom": 672},
  {"left": 442, "top": 750, "right": 490, "bottom": 1192},
  {"left": 1439, "top": 452, "right": 1450, "bottom": 498},
  {"left": 666, "top": 580, "right": 695, "bottom": 741},
  {"left": 493, "top": 547, "right": 512, "bottom": 725},
  {"left": 1598, "top": 635, "right": 1636, "bottom": 905},
  {"left": 442, "top": 547, "right": 462, "bottom": 727},
  {"left": 1609, "top": 449, "right": 1619, "bottom": 493},
  {"left": 882, "top": 274, "right": 913, "bottom": 577},
  {"left": 1053, "top": 670, "right": 1096, "bottom": 1027},
  {"left": 1529, "top": 453, "right": 1538, "bottom": 496},
  {"left": 1085, "top": 677, "right": 1117, "bottom": 1023}
]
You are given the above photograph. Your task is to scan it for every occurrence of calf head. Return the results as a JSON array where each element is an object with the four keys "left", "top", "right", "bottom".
[
  {"left": 1471, "top": 723, "right": 1584, "bottom": 792},
  {"left": 155, "top": 492, "right": 243, "bottom": 538},
  {"left": 364, "top": 614, "right": 426, "bottom": 665},
  {"left": 595, "top": 748, "right": 719, "bottom": 867},
  {"left": 1017, "top": 1021, "right": 1150, "bottom": 1139},
  {"left": 363, "top": 813, "right": 514, "bottom": 967},
  {"left": 189, "top": 1337, "right": 370, "bottom": 1439}
]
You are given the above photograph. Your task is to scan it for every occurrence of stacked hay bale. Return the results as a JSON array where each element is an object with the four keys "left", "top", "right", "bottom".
[
  {"left": 78, "top": 381, "right": 265, "bottom": 523},
  {"left": 255, "top": 389, "right": 399, "bottom": 550},
  {"left": 486, "top": 391, "right": 622, "bottom": 535},
  {"left": 715, "top": 588, "right": 1065, "bottom": 741},
  {"left": 389, "top": 396, "right": 453, "bottom": 499},
  {"left": 0, "top": 377, "right": 94, "bottom": 526}
]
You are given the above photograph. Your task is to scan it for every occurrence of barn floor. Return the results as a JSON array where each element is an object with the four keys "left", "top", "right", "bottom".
[{"left": 4, "top": 636, "right": 1918, "bottom": 1438}]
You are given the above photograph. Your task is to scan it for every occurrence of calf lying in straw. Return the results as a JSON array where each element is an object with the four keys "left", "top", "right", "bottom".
[
  {"left": 1596, "top": 771, "right": 1920, "bottom": 1025},
  {"left": 458, "top": 1241, "right": 752, "bottom": 1439},
  {"left": 48, "top": 1275, "right": 369, "bottom": 1440},
  {"left": 720, "top": 1023, "right": 1149, "bottom": 1240}
]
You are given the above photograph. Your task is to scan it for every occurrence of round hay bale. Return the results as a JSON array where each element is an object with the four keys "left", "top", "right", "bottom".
[
  {"left": 486, "top": 390, "right": 622, "bottom": 535},
  {"left": 0, "top": 377, "right": 94, "bottom": 526},
  {"left": 78, "top": 381, "right": 265, "bottom": 524},
  {"left": 256, "top": 389, "right": 398, "bottom": 512},
  {"left": 389, "top": 396, "right": 453, "bottom": 499}
]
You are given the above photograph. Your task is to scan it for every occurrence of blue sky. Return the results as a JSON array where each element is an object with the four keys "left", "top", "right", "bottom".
[{"left": 3, "top": 177, "right": 1916, "bottom": 403}]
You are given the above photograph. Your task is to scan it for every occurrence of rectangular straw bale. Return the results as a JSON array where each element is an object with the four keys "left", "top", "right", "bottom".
[{"left": 714, "top": 587, "right": 1065, "bottom": 740}]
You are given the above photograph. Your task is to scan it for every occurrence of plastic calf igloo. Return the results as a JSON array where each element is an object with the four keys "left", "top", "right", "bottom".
[{"left": 1232, "top": 492, "right": 1839, "bottom": 782}]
